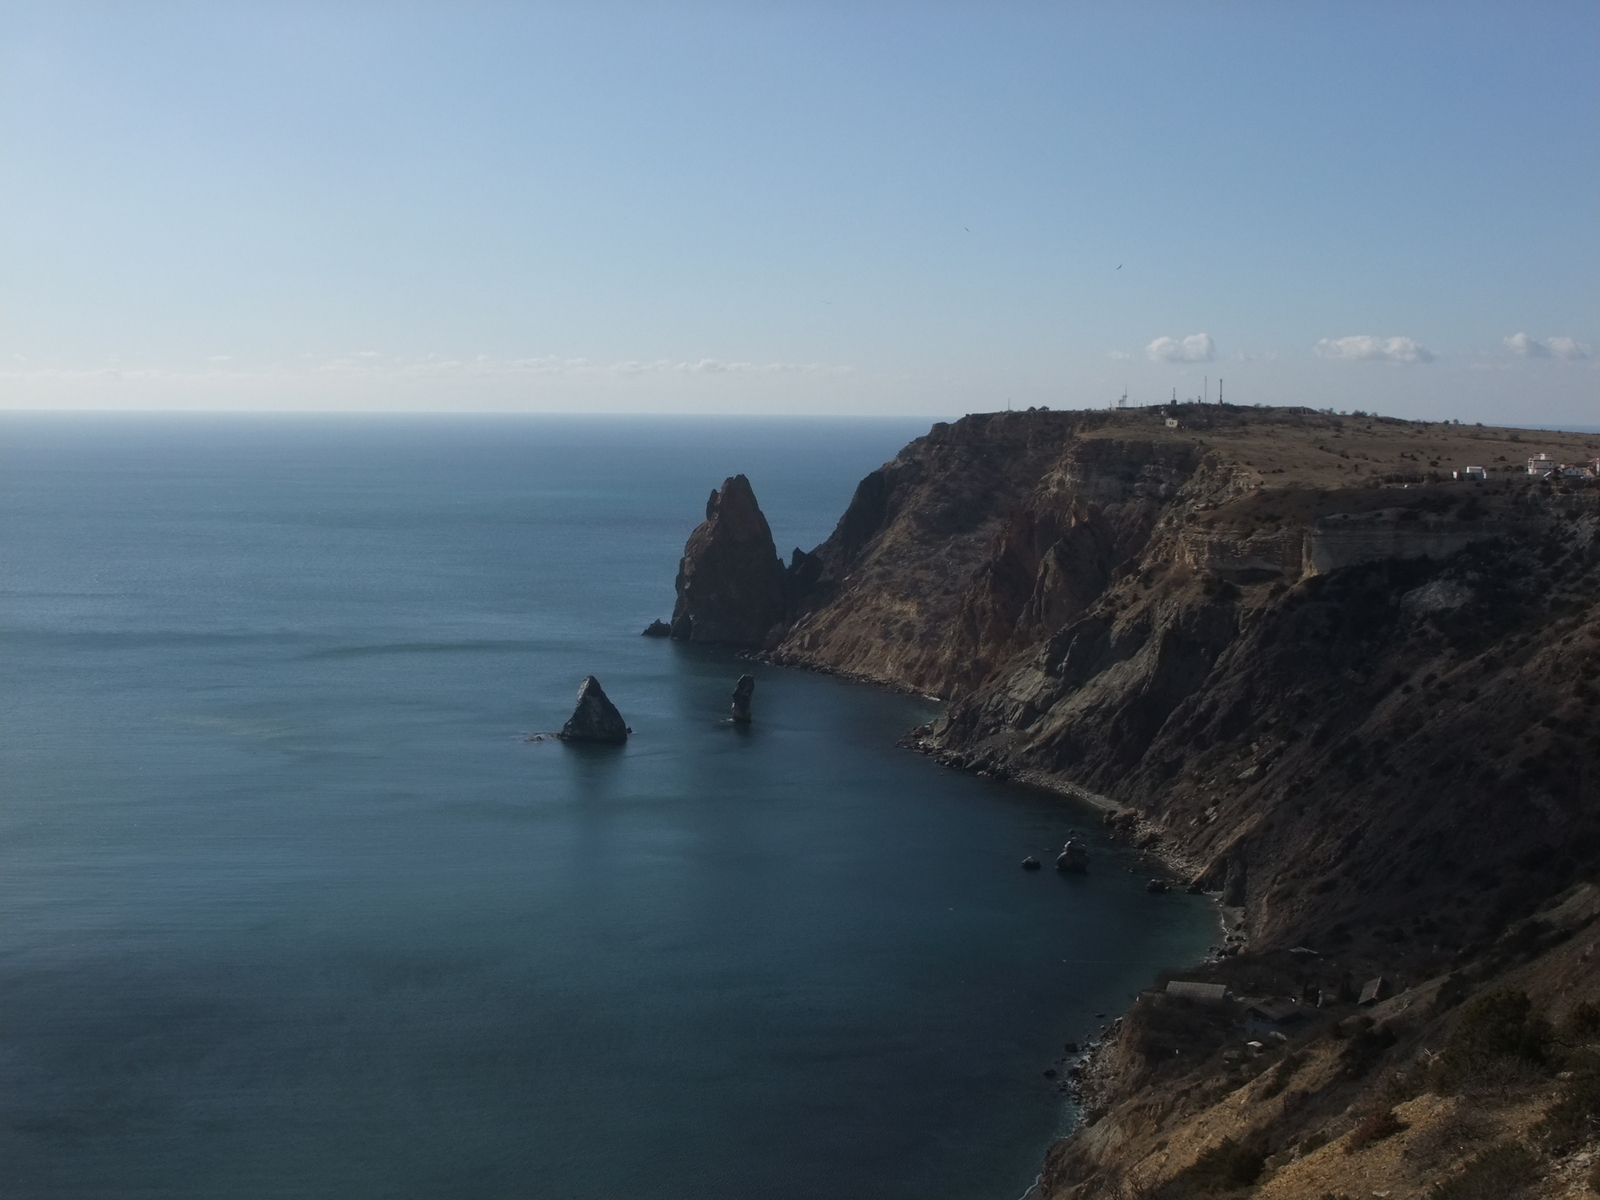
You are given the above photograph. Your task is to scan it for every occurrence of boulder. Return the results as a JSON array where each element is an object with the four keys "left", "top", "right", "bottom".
[
  {"left": 558, "top": 676, "right": 629, "bottom": 744},
  {"left": 730, "top": 674, "right": 756, "bottom": 723},
  {"left": 1056, "top": 839, "right": 1089, "bottom": 873},
  {"left": 641, "top": 619, "right": 672, "bottom": 638},
  {"left": 671, "top": 475, "right": 787, "bottom": 647}
]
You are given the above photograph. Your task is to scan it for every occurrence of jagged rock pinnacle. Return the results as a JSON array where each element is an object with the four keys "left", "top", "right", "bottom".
[
  {"left": 670, "top": 475, "right": 787, "bottom": 647},
  {"left": 557, "top": 676, "right": 629, "bottom": 744}
]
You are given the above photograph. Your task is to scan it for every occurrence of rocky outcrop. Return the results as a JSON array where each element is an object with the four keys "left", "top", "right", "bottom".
[
  {"left": 730, "top": 674, "right": 755, "bottom": 723},
  {"left": 671, "top": 475, "right": 787, "bottom": 647},
  {"left": 641, "top": 619, "right": 671, "bottom": 638},
  {"left": 558, "top": 676, "right": 629, "bottom": 743}
]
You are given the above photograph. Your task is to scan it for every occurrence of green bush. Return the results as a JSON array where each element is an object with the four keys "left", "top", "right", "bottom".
[
  {"left": 1427, "top": 1142, "right": 1538, "bottom": 1200},
  {"left": 1429, "top": 989, "right": 1551, "bottom": 1092},
  {"left": 1175, "top": 1137, "right": 1265, "bottom": 1192}
]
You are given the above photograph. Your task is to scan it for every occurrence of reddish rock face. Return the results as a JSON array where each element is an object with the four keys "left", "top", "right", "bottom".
[{"left": 670, "top": 475, "right": 787, "bottom": 647}]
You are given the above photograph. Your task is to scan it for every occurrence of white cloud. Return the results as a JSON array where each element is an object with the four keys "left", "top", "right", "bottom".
[
  {"left": 1146, "top": 333, "right": 1215, "bottom": 363},
  {"left": 208, "top": 354, "right": 232, "bottom": 362},
  {"left": 1504, "top": 332, "right": 1589, "bottom": 360},
  {"left": 1105, "top": 349, "right": 1133, "bottom": 362},
  {"left": 1313, "top": 335, "right": 1433, "bottom": 364}
]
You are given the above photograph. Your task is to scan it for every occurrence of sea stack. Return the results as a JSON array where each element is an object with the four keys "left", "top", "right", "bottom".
[
  {"left": 730, "top": 674, "right": 755, "bottom": 723},
  {"left": 670, "top": 475, "right": 787, "bottom": 646},
  {"left": 557, "top": 676, "right": 629, "bottom": 744}
]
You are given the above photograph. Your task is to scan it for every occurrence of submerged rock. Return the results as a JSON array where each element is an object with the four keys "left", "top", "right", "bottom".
[
  {"left": 641, "top": 619, "right": 672, "bottom": 638},
  {"left": 730, "top": 674, "right": 756, "bottom": 723},
  {"left": 558, "top": 676, "right": 629, "bottom": 744},
  {"left": 671, "top": 475, "right": 787, "bottom": 647}
]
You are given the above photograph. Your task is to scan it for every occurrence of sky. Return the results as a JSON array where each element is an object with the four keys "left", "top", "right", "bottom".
[{"left": 1, "top": 1, "right": 1595, "bottom": 422}]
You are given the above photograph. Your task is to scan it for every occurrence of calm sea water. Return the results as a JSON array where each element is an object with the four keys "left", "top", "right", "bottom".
[{"left": 0, "top": 415, "right": 1215, "bottom": 1200}]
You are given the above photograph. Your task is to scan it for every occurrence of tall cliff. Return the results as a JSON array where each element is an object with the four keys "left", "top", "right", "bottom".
[
  {"left": 761, "top": 407, "right": 1600, "bottom": 953},
  {"left": 680, "top": 405, "right": 1600, "bottom": 1193}
]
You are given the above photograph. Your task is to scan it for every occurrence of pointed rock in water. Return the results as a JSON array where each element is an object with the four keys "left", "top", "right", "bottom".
[
  {"left": 730, "top": 674, "right": 756, "bottom": 723},
  {"left": 671, "top": 475, "right": 787, "bottom": 647},
  {"left": 558, "top": 676, "right": 629, "bottom": 744},
  {"left": 641, "top": 619, "right": 672, "bottom": 638}
]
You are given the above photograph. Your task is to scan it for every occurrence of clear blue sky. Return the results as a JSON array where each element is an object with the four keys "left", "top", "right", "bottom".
[{"left": 2, "top": 1, "right": 1595, "bottom": 421}]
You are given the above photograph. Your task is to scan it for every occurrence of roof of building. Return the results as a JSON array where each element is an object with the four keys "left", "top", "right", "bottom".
[{"left": 1166, "top": 980, "right": 1228, "bottom": 1002}]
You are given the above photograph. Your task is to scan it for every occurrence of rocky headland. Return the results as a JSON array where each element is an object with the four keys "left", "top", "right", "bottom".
[{"left": 672, "top": 404, "right": 1600, "bottom": 1197}]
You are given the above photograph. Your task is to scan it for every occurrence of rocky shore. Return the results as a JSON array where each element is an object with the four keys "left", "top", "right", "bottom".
[{"left": 669, "top": 405, "right": 1600, "bottom": 1197}]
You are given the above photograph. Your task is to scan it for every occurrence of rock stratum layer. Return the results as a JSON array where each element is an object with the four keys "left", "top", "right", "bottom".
[{"left": 680, "top": 405, "right": 1600, "bottom": 1196}]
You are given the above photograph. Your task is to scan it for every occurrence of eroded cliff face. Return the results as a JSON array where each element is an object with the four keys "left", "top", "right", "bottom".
[
  {"left": 764, "top": 406, "right": 1600, "bottom": 957},
  {"left": 677, "top": 405, "right": 1600, "bottom": 1196}
]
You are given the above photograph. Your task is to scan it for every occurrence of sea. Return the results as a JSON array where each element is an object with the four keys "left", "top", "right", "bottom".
[{"left": 0, "top": 414, "right": 1217, "bottom": 1199}]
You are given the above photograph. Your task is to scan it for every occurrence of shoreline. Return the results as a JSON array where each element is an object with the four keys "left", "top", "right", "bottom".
[{"left": 754, "top": 651, "right": 1231, "bottom": 1200}]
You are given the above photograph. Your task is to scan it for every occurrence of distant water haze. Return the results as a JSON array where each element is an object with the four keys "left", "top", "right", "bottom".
[{"left": 0, "top": 415, "right": 1215, "bottom": 1199}]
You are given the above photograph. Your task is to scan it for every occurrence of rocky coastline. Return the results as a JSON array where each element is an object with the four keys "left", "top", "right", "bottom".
[{"left": 667, "top": 405, "right": 1600, "bottom": 1197}]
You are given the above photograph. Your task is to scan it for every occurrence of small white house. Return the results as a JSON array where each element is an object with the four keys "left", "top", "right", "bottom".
[
  {"left": 1528, "top": 453, "right": 1557, "bottom": 476},
  {"left": 1454, "top": 466, "right": 1487, "bottom": 481}
]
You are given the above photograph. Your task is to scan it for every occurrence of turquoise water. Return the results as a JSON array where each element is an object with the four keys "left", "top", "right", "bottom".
[{"left": 0, "top": 415, "right": 1215, "bottom": 1199}]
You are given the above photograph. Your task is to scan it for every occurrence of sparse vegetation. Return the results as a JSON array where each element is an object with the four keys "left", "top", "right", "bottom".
[
  {"left": 1344, "top": 1106, "right": 1407, "bottom": 1152},
  {"left": 1427, "top": 1141, "right": 1538, "bottom": 1200},
  {"left": 1429, "top": 989, "right": 1551, "bottom": 1092}
]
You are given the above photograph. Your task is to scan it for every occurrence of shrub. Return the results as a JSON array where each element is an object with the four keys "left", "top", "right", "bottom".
[
  {"left": 1430, "top": 989, "right": 1551, "bottom": 1092},
  {"left": 1175, "top": 1137, "right": 1266, "bottom": 1192},
  {"left": 1427, "top": 1142, "right": 1538, "bottom": 1200},
  {"left": 1297, "top": 1129, "right": 1331, "bottom": 1156},
  {"left": 1340, "top": 1024, "right": 1398, "bottom": 1078},
  {"left": 1536, "top": 1053, "right": 1600, "bottom": 1151},
  {"left": 1256, "top": 1050, "right": 1307, "bottom": 1099},
  {"left": 1561, "top": 1001, "right": 1600, "bottom": 1044},
  {"left": 1344, "top": 1107, "right": 1408, "bottom": 1152}
]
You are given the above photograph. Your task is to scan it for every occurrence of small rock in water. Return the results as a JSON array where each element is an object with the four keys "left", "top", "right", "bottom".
[
  {"left": 1146, "top": 878, "right": 1171, "bottom": 894},
  {"left": 557, "top": 676, "right": 630, "bottom": 744},
  {"left": 730, "top": 674, "right": 756, "bottom": 723},
  {"left": 1055, "top": 838, "right": 1089, "bottom": 872},
  {"left": 1021, "top": 856, "right": 1041, "bottom": 870},
  {"left": 641, "top": 619, "right": 671, "bottom": 638}
]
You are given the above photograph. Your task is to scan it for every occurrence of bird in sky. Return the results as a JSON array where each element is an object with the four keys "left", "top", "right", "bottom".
[{"left": 1117, "top": 264, "right": 1122, "bottom": 270}]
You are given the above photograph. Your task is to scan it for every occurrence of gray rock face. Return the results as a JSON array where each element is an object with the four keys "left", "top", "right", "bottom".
[
  {"left": 558, "top": 676, "right": 629, "bottom": 743},
  {"left": 730, "top": 674, "right": 755, "bottom": 723},
  {"left": 671, "top": 475, "right": 787, "bottom": 647}
]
